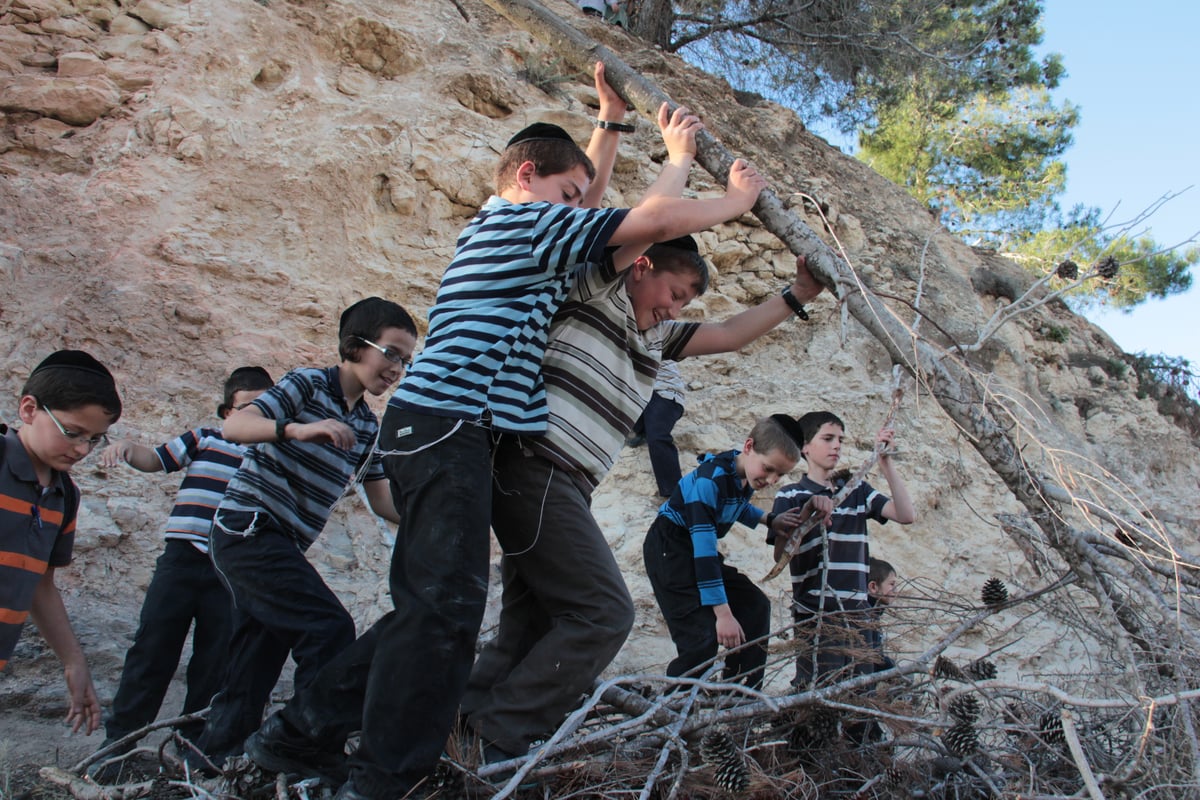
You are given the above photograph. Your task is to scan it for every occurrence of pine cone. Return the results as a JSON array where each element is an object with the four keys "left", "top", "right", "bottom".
[
  {"left": 788, "top": 706, "right": 840, "bottom": 750},
  {"left": 934, "top": 655, "right": 966, "bottom": 681},
  {"left": 965, "top": 658, "right": 998, "bottom": 681},
  {"left": 1040, "top": 711, "right": 1066, "bottom": 745},
  {"left": 949, "top": 694, "right": 981, "bottom": 723},
  {"left": 1055, "top": 259, "right": 1079, "bottom": 280},
  {"left": 1095, "top": 255, "right": 1120, "bottom": 279},
  {"left": 981, "top": 577, "right": 1009, "bottom": 607},
  {"left": 714, "top": 757, "right": 751, "bottom": 793},
  {"left": 943, "top": 722, "right": 979, "bottom": 757},
  {"left": 700, "top": 727, "right": 739, "bottom": 766},
  {"left": 881, "top": 763, "right": 906, "bottom": 788}
]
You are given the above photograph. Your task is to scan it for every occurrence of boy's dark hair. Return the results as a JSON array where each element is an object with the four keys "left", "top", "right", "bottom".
[
  {"left": 338, "top": 297, "right": 418, "bottom": 362},
  {"left": 22, "top": 349, "right": 122, "bottom": 421},
  {"left": 797, "top": 411, "right": 845, "bottom": 453},
  {"left": 646, "top": 235, "right": 711, "bottom": 296},
  {"left": 869, "top": 557, "right": 896, "bottom": 586},
  {"left": 218, "top": 366, "right": 274, "bottom": 418},
  {"left": 747, "top": 415, "right": 802, "bottom": 462},
  {"left": 495, "top": 122, "right": 596, "bottom": 193}
]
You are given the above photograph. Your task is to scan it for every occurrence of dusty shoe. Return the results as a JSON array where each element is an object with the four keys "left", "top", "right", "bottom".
[
  {"left": 86, "top": 738, "right": 137, "bottom": 784},
  {"left": 244, "top": 713, "right": 348, "bottom": 785}
]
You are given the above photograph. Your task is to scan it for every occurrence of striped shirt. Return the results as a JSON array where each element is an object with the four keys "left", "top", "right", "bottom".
[
  {"left": 389, "top": 196, "right": 627, "bottom": 434},
  {"left": 154, "top": 428, "right": 249, "bottom": 553},
  {"left": 655, "top": 450, "right": 764, "bottom": 607},
  {"left": 0, "top": 427, "right": 79, "bottom": 669},
  {"left": 530, "top": 258, "right": 698, "bottom": 488},
  {"left": 769, "top": 475, "right": 890, "bottom": 612},
  {"left": 219, "top": 367, "right": 385, "bottom": 551}
]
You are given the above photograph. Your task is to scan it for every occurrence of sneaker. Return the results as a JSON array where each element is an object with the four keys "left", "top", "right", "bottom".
[
  {"left": 625, "top": 433, "right": 646, "bottom": 448},
  {"left": 244, "top": 713, "right": 348, "bottom": 785},
  {"left": 86, "top": 738, "right": 136, "bottom": 784}
]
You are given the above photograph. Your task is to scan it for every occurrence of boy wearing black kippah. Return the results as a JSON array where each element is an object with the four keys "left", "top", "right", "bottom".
[{"left": 2, "top": 349, "right": 123, "bottom": 737}]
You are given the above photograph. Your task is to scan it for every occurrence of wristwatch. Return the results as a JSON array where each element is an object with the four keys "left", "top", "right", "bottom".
[
  {"left": 275, "top": 418, "right": 289, "bottom": 442},
  {"left": 594, "top": 119, "right": 635, "bottom": 133},
  {"left": 781, "top": 286, "right": 809, "bottom": 320}
]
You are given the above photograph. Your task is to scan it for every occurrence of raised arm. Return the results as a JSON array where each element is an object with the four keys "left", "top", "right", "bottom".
[
  {"left": 99, "top": 439, "right": 162, "bottom": 472},
  {"left": 680, "top": 255, "right": 825, "bottom": 357},
  {"left": 877, "top": 428, "right": 916, "bottom": 524},
  {"left": 609, "top": 158, "right": 765, "bottom": 249},
  {"left": 30, "top": 569, "right": 100, "bottom": 734},
  {"left": 582, "top": 62, "right": 628, "bottom": 208}
]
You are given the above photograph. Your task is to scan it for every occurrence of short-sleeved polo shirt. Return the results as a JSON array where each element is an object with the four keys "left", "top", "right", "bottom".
[
  {"left": 0, "top": 428, "right": 79, "bottom": 669},
  {"left": 219, "top": 367, "right": 385, "bottom": 551}
]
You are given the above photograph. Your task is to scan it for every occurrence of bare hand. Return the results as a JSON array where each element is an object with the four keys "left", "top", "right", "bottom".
[
  {"left": 98, "top": 440, "right": 132, "bottom": 468},
  {"left": 801, "top": 495, "right": 834, "bottom": 527},
  {"left": 593, "top": 62, "right": 626, "bottom": 120},
  {"left": 770, "top": 507, "right": 808, "bottom": 534},
  {"left": 657, "top": 103, "right": 702, "bottom": 163},
  {"left": 64, "top": 661, "right": 100, "bottom": 735},
  {"left": 876, "top": 427, "right": 896, "bottom": 455},
  {"left": 715, "top": 612, "right": 746, "bottom": 649},
  {"left": 291, "top": 419, "right": 357, "bottom": 450},
  {"left": 726, "top": 159, "right": 767, "bottom": 211},
  {"left": 791, "top": 254, "right": 825, "bottom": 304}
]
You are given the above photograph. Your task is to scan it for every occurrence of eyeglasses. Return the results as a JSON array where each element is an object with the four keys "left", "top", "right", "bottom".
[
  {"left": 355, "top": 337, "right": 413, "bottom": 369},
  {"left": 41, "top": 405, "right": 108, "bottom": 449}
]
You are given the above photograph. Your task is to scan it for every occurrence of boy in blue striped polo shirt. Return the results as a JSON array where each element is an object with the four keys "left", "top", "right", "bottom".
[
  {"left": 645, "top": 415, "right": 831, "bottom": 689},
  {"left": 192, "top": 297, "right": 414, "bottom": 768},
  {"left": 245, "top": 70, "right": 773, "bottom": 798},
  {"left": 87, "top": 366, "right": 273, "bottom": 781},
  {"left": 1, "top": 349, "right": 122, "bottom": 738}
]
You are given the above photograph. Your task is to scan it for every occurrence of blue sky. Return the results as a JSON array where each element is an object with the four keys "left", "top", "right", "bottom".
[{"left": 1040, "top": 2, "right": 1200, "bottom": 367}]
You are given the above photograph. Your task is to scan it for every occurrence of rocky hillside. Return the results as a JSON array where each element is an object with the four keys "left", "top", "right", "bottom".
[{"left": 2, "top": 0, "right": 1197, "bottom": 770}]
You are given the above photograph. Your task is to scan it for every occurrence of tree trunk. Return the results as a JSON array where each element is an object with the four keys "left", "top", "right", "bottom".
[{"left": 625, "top": 0, "right": 673, "bottom": 49}]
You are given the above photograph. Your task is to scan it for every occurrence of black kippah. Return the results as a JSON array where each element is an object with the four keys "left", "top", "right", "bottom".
[
  {"left": 656, "top": 234, "right": 700, "bottom": 254},
  {"left": 30, "top": 349, "right": 114, "bottom": 382},
  {"left": 339, "top": 296, "right": 385, "bottom": 337},
  {"left": 770, "top": 413, "right": 806, "bottom": 448},
  {"left": 506, "top": 122, "right": 575, "bottom": 149}
]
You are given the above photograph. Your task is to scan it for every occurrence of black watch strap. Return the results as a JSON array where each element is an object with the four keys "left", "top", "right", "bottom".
[
  {"left": 781, "top": 286, "right": 809, "bottom": 320},
  {"left": 595, "top": 119, "right": 635, "bottom": 132},
  {"left": 275, "top": 418, "right": 289, "bottom": 442}
]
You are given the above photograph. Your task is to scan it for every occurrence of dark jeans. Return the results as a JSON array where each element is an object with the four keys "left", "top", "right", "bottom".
[
  {"left": 790, "top": 607, "right": 875, "bottom": 688},
  {"left": 460, "top": 440, "right": 634, "bottom": 754},
  {"left": 199, "top": 510, "right": 355, "bottom": 761},
  {"left": 105, "top": 540, "right": 233, "bottom": 744},
  {"left": 279, "top": 408, "right": 494, "bottom": 799},
  {"left": 632, "top": 393, "right": 684, "bottom": 497},
  {"left": 643, "top": 518, "right": 770, "bottom": 688}
]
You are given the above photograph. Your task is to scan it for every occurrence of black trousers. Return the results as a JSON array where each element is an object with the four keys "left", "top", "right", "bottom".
[
  {"left": 632, "top": 392, "right": 684, "bottom": 497},
  {"left": 198, "top": 510, "right": 355, "bottom": 761},
  {"left": 460, "top": 441, "right": 634, "bottom": 754},
  {"left": 105, "top": 540, "right": 233, "bottom": 744},
  {"left": 643, "top": 518, "right": 771, "bottom": 688},
  {"left": 277, "top": 408, "right": 495, "bottom": 800}
]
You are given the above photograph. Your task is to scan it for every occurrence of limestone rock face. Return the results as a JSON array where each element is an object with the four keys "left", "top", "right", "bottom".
[{"left": 0, "top": 0, "right": 1196, "bottom": 768}]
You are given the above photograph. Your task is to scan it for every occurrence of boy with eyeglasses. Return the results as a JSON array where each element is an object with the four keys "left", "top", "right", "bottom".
[
  {"left": 189, "top": 297, "right": 415, "bottom": 769},
  {"left": 86, "top": 366, "right": 274, "bottom": 782},
  {"left": 1, "top": 349, "right": 123, "bottom": 738}
]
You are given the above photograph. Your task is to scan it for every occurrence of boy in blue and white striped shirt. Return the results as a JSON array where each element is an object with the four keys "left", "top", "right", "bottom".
[
  {"left": 89, "top": 367, "right": 272, "bottom": 780},
  {"left": 246, "top": 65, "right": 774, "bottom": 799}
]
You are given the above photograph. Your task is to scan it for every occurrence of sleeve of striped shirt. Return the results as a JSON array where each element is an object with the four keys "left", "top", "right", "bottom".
[
  {"left": 154, "top": 428, "right": 204, "bottom": 473},
  {"left": 863, "top": 481, "right": 891, "bottom": 522},
  {"left": 531, "top": 205, "right": 627, "bottom": 274},
  {"left": 252, "top": 369, "right": 314, "bottom": 422},
  {"left": 680, "top": 473, "right": 728, "bottom": 607}
]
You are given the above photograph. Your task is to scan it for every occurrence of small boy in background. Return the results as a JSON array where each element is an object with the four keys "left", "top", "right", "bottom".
[
  {"left": 644, "top": 414, "right": 830, "bottom": 688},
  {"left": 770, "top": 412, "right": 915, "bottom": 686},
  {"left": 866, "top": 556, "right": 898, "bottom": 672},
  {"left": 194, "top": 298, "right": 413, "bottom": 767},
  {"left": 88, "top": 366, "right": 274, "bottom": 779},
  {"left": 1, "top": 349, "right": 122, "bottom": 736}
]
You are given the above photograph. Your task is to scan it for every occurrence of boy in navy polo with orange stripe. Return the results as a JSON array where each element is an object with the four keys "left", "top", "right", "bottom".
[
  {"left": 87, "top": 366, "right": 274, "bottom": 781},
  {"left": 1, "top": 349, "right": 123, "bottom": 736}
]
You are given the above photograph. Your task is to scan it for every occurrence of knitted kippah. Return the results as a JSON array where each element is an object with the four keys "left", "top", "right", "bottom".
[
  {"left": 30, "top": 349, "right": 114, "bottom": 382},
  {"left": 506, "top": 122, "right": 575, "bottom": 149},
  {"left": 770, "top": 413, "right": 806, "bottom": 448},
  {"left": 656, "top": 234, "right": 700, "bottom": 254}
]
